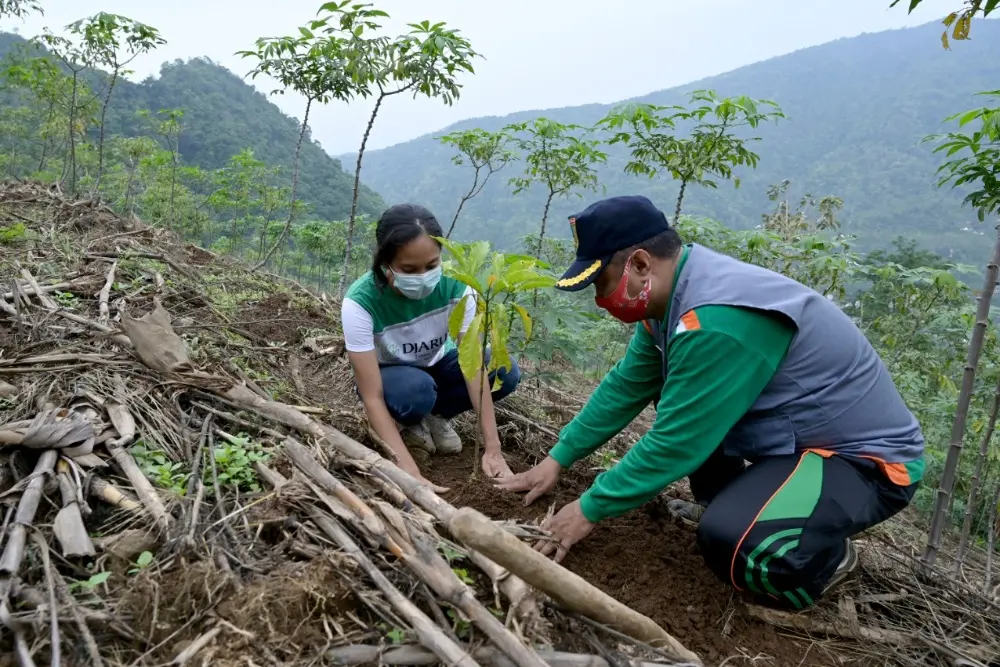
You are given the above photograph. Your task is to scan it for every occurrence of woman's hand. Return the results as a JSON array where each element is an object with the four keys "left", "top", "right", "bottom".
[
  {"left": 482, "top": 449, "right": 514, "bottom": 479},
  {"left": 400, "top": 461, "right": 450, "bottom": 493}
]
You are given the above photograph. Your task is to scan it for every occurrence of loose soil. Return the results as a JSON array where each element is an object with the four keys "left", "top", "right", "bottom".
[{"left": 424, "top": 441, "right": 850, "bottom": 667}]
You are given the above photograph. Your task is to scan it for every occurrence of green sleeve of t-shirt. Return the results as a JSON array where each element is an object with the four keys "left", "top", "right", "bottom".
[
  {"left": 578, "top": 305, "right": 796, "bottom": 523},
  {"left": 547, "top": 324, "right": 664, "bottom": 468}
]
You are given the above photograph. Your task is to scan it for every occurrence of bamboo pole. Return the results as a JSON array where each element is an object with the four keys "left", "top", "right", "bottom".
[
  {"left": 925, "top": 225, "right": 1000, "bottom": 569},
  {"left": 449, "top": 507, "right": 702, "bottom": 666}
]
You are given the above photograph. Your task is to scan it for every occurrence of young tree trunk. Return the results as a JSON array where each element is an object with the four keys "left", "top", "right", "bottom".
[
  {"left": 253, "top": 97, "right": 311, "bottom": 271},
  {"left": 338, "top": 93, "right": 385, "bottom": 299},
  {"left": 93, "top": 68, "right": 119, "bottom": 196},
  {"left": 446, "top": 170, "right": 482, "bottom": 239},
  {"left": 530, "top": 192, "right": 556, "bottom": 310},
  {"left": 673, "top": 179, "right": 688, "bottom": 225},
  {"left": 924, "top": 223, "right": 1000, "bottom": 570},
  {"left": 67, "top": 73, "right": 79, "bottom": 194},
  {"left": 955, "top": 373, "right": 1000, "bottom": 572}
]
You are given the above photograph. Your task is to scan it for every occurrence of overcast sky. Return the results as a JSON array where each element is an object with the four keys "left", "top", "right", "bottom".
[{"left": 3, "top": 0, "right": 956, "bottom": 155}]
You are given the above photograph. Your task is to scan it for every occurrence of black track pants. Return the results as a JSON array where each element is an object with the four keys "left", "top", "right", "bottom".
[{"left": 690, "top": 448, "right": 917, "bottom": 609}]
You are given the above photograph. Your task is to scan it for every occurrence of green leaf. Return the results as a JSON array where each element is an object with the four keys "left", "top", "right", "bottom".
[
  {"left": 88, "top": 571, "right": 111, "bottom": 587},
  {"left": 136, "top": 551, "right": 153, "bottom": 568},
  {"left": 512, "top": 303, "right": 532, "bottom": 340},
  {"left": 457, "top": 313, "right": 483, "bottom": 380},
  {"left": 448, "top": 294, "right": 468, "bottom": 340}
]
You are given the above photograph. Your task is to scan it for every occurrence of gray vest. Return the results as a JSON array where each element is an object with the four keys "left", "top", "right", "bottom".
[{"left": 645, "top": 244, "right": 924, "bottom": 464}]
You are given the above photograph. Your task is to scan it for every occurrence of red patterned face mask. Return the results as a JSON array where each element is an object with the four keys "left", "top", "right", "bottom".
[{"left": 595, "top": 255, "right": 651, "bottom": 323}]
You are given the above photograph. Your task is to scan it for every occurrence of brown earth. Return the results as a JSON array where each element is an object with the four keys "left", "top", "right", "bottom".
[{"left": 424, "top": 441, "right": 855, "bottom": 667}]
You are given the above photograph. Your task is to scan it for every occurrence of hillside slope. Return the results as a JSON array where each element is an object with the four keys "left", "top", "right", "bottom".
[
  {"left": 346, "top": 19, "right": 1000, "bottom": 261},
  {"left": 0, "top": 33, "right": 385, "bottom": 221}
]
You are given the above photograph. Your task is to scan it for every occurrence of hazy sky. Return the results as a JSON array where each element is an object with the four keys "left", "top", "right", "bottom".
[{"left": 4, "top": 0, "right": 955, "bottom": 156}]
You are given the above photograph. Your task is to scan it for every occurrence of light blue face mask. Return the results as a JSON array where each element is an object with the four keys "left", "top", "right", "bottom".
[{"left": 387, "top": 265, "right": 442, "bottom": 300}]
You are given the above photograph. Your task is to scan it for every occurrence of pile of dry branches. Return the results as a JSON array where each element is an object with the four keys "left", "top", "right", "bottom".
[{"left": 0, "top": 181, "right": 702, "bottom": 667}]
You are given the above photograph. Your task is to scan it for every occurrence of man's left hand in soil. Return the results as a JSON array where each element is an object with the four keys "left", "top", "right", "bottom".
[{"left": 533, "top": 499, "right": 594, "bottom": 564}]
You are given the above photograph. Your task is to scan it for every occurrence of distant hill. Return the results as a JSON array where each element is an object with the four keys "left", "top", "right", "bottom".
[
  {"left": 0, "top": 32, "right": 385, "bottom": 222},
  {"left": 344, "top": 19, "right": 1000, "bottom": 263}
]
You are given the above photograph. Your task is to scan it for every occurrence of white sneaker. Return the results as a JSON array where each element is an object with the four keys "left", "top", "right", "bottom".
[
  {"left": 397, "top": 419, "right": 435, "bottom": 454},
  {"left": 424, "top": 414, "right": 463, "bottom": 455}
]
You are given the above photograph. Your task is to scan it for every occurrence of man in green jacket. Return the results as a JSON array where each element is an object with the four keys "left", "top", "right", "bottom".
[{"left": 498, "top": 194, "right": 924, "bottom": 608}]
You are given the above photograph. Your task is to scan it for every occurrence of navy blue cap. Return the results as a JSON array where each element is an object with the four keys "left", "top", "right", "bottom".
[{"left": 555, "top": 195, "right": 671, "bottom": 292}]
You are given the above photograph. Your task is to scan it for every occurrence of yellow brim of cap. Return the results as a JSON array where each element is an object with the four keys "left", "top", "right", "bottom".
[{"left": 555, "top": 258, "right": 604, "bottom": 290}]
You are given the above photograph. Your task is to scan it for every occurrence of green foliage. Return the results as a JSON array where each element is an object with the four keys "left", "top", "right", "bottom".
[
  {"left": 437, "top": 127, "right": 516, "bottom": 238},
  {"left": 0, "top": 221, "right": 26, "bottom": 244},
  {"left": 438, "top": 236, "right": 555, "bottom": 474},
  {"left": 926, "top": 91, "right": 1000, "bottom": 220},
  {"left": 598, "top": 90, "right": 784, "bottom": 222},
  {"left": 130, "top": 440, "right": 188, "bottom": 496},
  {"left": 504, "top": 118, "right": 607, "bottom": 260},
  {"left": 210, "top": 431, "right": 270, "bottom": 493},
  {"left": 351, "top": 21, "right": 1000, "bottom": 264},
  {"left": 0, "top": 0, "right": 39, "bottom": 19}
]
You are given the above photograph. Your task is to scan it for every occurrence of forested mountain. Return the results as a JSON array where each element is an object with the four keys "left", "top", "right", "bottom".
[
  {"left": 345, "top": 19, "right": 1000, "bottom": 262},
  {"left": 0, "top": 32, "right": 385, "bottom": 221}
]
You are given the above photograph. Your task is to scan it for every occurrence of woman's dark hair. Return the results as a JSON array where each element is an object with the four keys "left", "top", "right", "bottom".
[{"left": 371, "top": 204, "right": 444, "bottom": 288}]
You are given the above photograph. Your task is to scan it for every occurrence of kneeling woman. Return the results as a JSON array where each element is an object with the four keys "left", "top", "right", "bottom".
[{"left": 342, "top": 204, "right": 520, "bottom": 487}]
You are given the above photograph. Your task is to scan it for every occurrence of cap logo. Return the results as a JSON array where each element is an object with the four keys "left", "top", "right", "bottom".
[{"left": 569, "top": 216, "right": 579, "bottom": 248}]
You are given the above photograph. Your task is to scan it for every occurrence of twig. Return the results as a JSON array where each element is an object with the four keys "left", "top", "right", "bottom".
[
  {"left": 17, "top": 263, "right": 58, "bottom": 310},
  {"left": 171, "top": 626, "right": 221, "bottom": 665},
  {"left": 97, "top": 260, "right": 117, "bottom": 326},
  {"left": 53, "top": 571, "right": 103, "bottom": 667},
  {"left": 28, "top": 531, "right": 60, "bottom": 667}
]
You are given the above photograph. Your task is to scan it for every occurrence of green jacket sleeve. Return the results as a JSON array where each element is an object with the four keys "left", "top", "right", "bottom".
[
  {"left": 548, "top": 324, "right": 663, "bottom": 468},
  {"left": 578, "top": 306, "right": 795, "bottom": 523}
]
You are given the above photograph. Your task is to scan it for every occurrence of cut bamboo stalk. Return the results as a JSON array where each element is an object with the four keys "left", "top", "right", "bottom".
[
  {"left": 52, "top": 459, "right": 95, "bottom": 557},
  {"left": 0, "top": 450, "right": 58, "bottom": 584},
  {"left": 106, "top": 441, "right": 170, "bottom": 529},
  {"left": 88, "top": 477, "right": 142, "bottom": 512},
  {"left": 449, "top": 507, "right": 701, "bottom": 666}
]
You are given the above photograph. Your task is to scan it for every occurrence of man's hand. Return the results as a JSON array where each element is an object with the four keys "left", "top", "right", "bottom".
[
  {"left": 534, "top": 499, "right": 595, "bottom": 564},
  {"left": 494, "top": 455, "right": 561, "bottom": 505},
  {"left": 482, "top": 449, "right": 513, "bottom": 479}
]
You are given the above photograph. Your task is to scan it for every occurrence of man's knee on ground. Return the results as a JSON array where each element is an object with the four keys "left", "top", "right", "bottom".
[{"left": 695, "top": 502, "right": 743, "bottom": 585}]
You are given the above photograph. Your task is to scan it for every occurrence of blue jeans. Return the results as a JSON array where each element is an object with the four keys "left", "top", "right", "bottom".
[{"left": 379, "top": 349, "right": 521, "bottom": 426}]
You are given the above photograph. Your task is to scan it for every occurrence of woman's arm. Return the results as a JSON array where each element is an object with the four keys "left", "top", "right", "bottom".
[
  {"left": 348, "top": 350, "right": 425, "bottom": 475},
  {"left": 342, "top": 299, "right": 424, "bottom": 478}
]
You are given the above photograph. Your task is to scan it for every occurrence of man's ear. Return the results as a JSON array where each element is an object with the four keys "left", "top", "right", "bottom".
[{"left": 630, "top": 249, "right": 654, "bottom": 277}]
